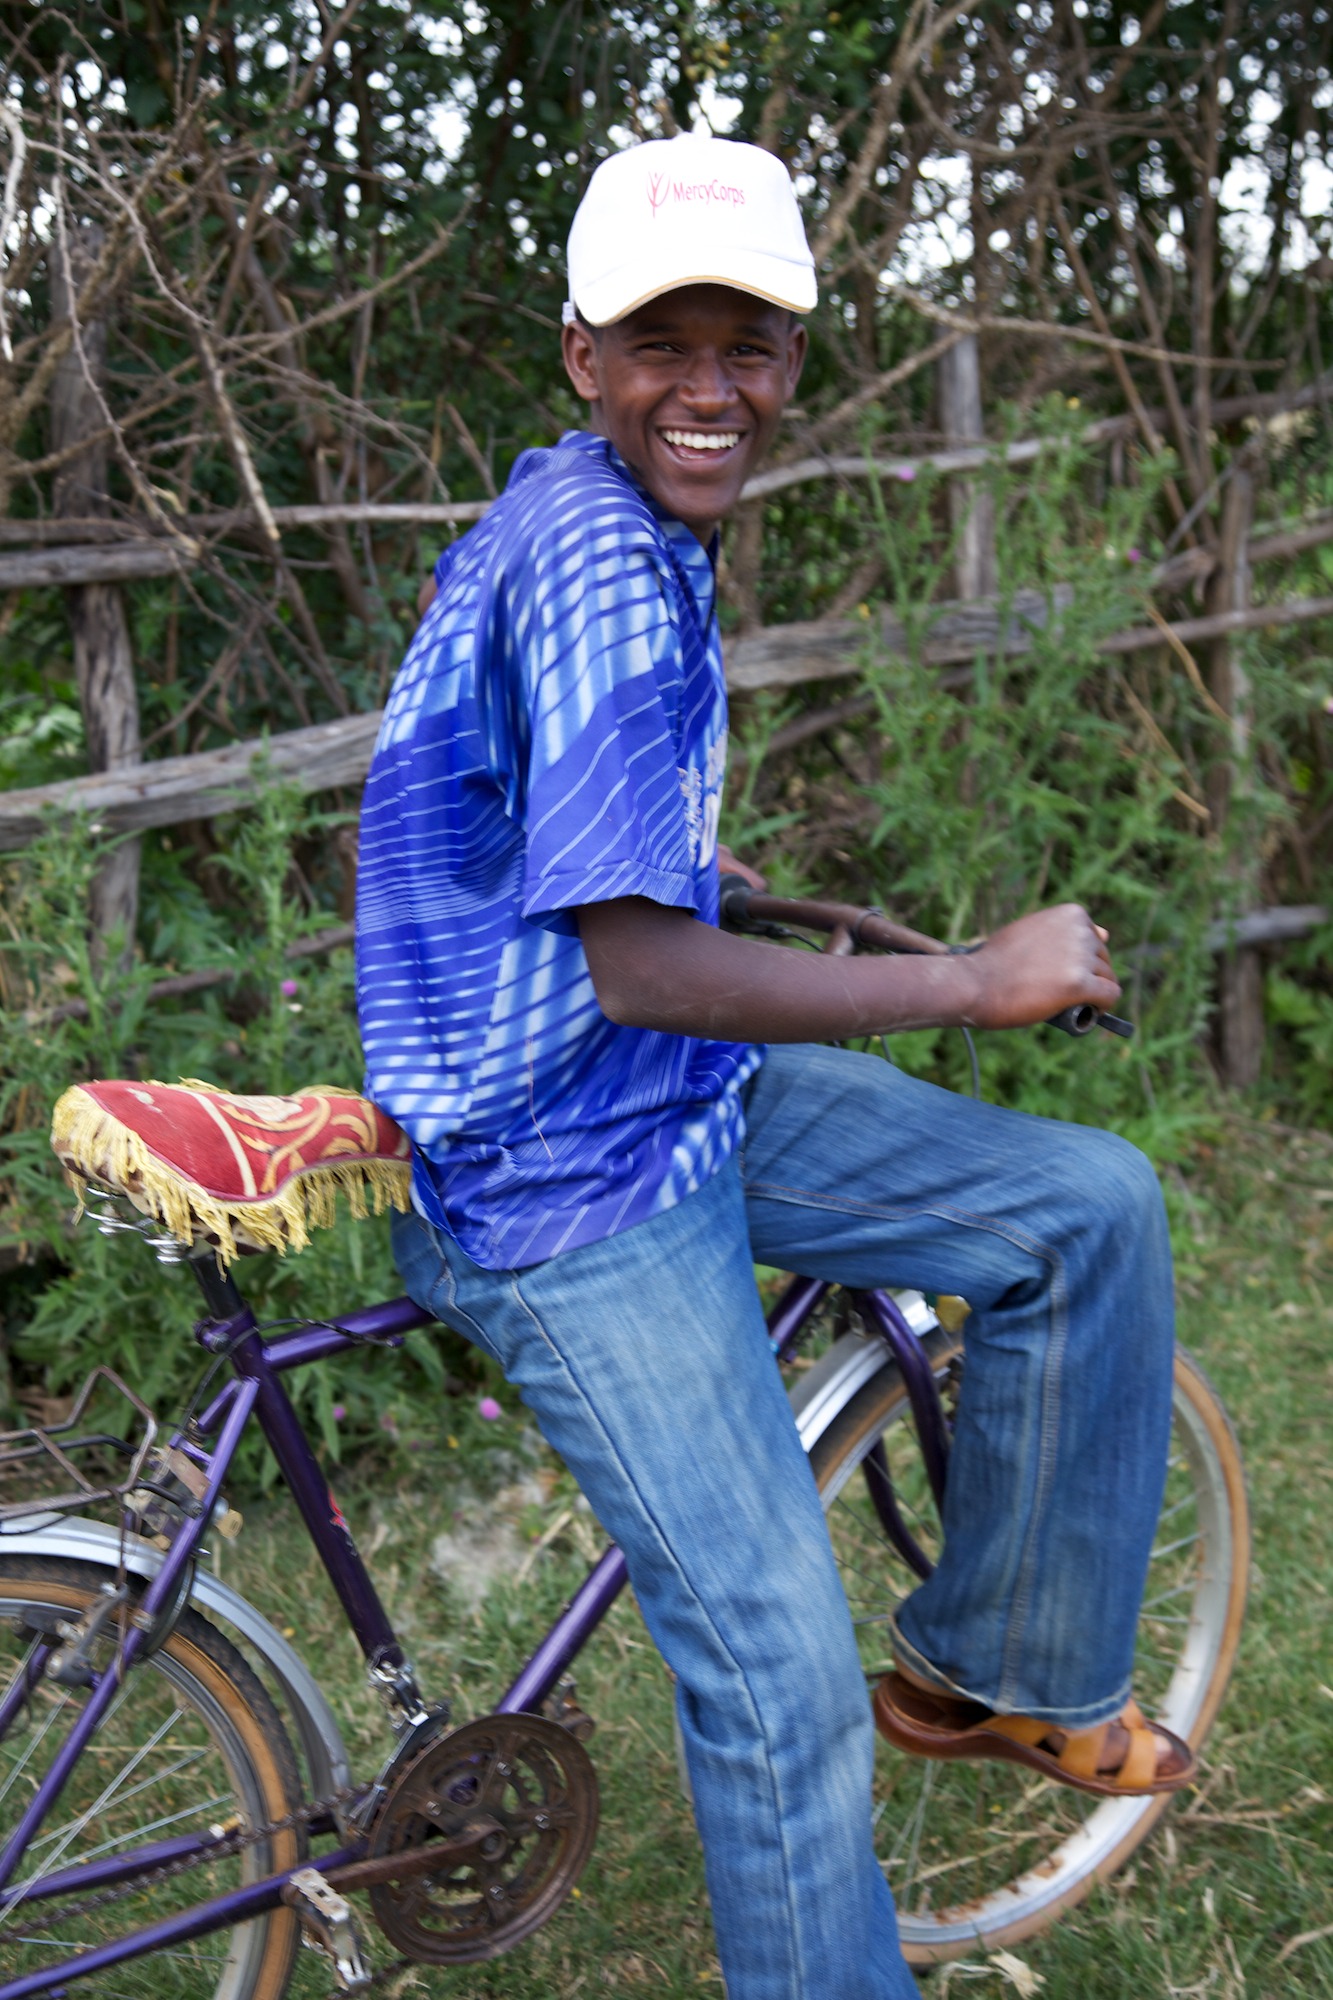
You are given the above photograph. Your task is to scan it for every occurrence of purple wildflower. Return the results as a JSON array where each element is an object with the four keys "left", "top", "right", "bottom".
[
  {"left": 478, "top": 1396, "right": 503, "bottom": 1421},
  {"left": 1126, "top": 547, "right": 1142, "bottom": 564},
  {"left": 280, "top": 978, "right": 299, "bottom": 998},
  {"left": 331, "top": 1403, "right": 346, "bottom": 1422}
]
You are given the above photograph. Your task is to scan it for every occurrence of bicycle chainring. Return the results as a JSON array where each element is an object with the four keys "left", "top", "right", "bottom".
[{"left": 365, "top": 1712, "right": 599, "bottom": 1964}]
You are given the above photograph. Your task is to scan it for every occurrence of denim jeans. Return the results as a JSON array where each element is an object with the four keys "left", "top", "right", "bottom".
[{"left": 391, "top": 1042, "right": 1175, "bottom": 2000}]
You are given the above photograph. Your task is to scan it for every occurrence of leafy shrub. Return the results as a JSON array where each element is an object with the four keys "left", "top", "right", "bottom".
[{"left": 723, "top": 410, "right": 1286, "bottom": 1154}]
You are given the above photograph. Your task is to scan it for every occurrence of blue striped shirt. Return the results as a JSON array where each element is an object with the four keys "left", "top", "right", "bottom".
[{"left": 355, "top": 430, "right": 762, "bottom": 1270}]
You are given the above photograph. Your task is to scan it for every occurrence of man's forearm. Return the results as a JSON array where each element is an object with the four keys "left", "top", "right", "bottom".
[
  {"left": 579, "top": 900, "right": 982, "bottom": 1040},
  {"left": 577, "top": 895, "right": 1121, "bottom": 1039}
]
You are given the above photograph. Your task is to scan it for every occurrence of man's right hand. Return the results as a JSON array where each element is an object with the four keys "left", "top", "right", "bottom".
[{"left": 959, "top": 904, "right": 1121, "bottom": 1031}]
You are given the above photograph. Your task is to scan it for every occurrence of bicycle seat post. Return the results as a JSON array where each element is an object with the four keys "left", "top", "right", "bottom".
[{"left": 187, "top": 1252, "right": 251, "bottom": 1339}]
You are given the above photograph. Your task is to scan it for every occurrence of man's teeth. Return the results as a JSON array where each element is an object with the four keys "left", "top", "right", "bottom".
[{"left": 663, "top": 430, "right": 740, "bottom": 451}]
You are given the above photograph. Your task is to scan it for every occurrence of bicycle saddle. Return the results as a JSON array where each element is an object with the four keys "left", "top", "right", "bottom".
[{"left": 50, "top": 1078, "right": 412, "bottom": 1264}]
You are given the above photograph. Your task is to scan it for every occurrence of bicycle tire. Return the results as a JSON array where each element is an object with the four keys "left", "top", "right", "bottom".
[
  {"left": 0, "top": 1556, "right": 305, "bottom": 2000},
  {"left": 808, "top": 1338, "right": 1249, "bottom": 1963}
]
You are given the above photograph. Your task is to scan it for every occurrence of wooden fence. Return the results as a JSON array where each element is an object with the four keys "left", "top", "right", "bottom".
[{"left": 4, "top": 575, "right": 1333, "bottom": 851}]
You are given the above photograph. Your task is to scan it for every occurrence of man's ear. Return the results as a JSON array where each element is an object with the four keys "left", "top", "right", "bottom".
[
  {"left": 562, "top": 319, "right": 602, "bottom": 403},
  {"left": 785, "top": 318, "right": 808, "bottom": 397}
]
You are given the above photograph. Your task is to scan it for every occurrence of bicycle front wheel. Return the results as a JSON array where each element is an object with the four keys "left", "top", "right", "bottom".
[
  {"left": 0, "top": 1556, "right": 304, "bottom": 2000},
  {"left": 810, "top": 1338, "right": 1249, "bottom": 1963}
]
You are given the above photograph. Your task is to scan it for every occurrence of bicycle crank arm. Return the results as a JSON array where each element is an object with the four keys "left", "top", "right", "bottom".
[{"left": 304, "top": 1818, "right": 503, "bottom": 1896}]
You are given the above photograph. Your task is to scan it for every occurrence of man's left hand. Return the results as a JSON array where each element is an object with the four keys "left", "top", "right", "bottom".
[{"left": 717, "top": 845, "right": 766, "bottom": 891}]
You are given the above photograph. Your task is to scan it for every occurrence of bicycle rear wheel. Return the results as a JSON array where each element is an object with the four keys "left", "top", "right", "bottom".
[
  {"left": 0, "top": 1557, "right": 304, "bottom": 2000},
  {"left": 810, "top": 1337, "right": 1248, "bottom": 1962}
]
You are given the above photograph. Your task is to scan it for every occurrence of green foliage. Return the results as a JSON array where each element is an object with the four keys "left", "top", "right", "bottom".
[
  {"left": 1266, "top": 950, "right": 1333, "bottom": 1126},
  {"left": 0, "top": 695, "right": 84, "bottom": 791}
]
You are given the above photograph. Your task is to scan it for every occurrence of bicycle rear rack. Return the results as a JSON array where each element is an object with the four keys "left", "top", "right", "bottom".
[{"left": 0, "top": 1365, "right": 157, "bottom": 1525}]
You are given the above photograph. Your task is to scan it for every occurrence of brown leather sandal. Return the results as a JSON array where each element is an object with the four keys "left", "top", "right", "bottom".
[{"left": 872, "top": 1671, "right": 1196, "bottom": 1798}]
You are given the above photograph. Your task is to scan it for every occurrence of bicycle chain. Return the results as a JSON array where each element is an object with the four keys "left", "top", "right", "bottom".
[
  {"left": 0, "top": 1787, "right": 472, "bottom": 1996},
  {"left": 0, "top": 1783, "right": 359, "bottom": 1946}
]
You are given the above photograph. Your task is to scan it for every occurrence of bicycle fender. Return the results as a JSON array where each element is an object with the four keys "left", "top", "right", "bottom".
[
  {"left": 0, "top": 1512, "right": 351, "bottom": 1804},
  {"left": 786, "top": 1289, "right": 939, "bottom": 1452}
]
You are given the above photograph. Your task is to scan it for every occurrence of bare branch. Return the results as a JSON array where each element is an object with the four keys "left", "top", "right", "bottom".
[
  {"left": 811, "top": 0, "right": 973, "bottom": 268},
  {"left": 898, "top": 288, "right": 1279, "bottom": 372},
  {"left": 779, "top": 331, "right": 963, "bottom": 459},
  {"left": 192, "top": 324, "right": 349, "bottom": 714},
  {"left": 0, "top": 100, "right": 27, "bottom": 364},
  {"left": 49, "top": 175, "right": 195, "bottom": 547},
  {"left": 224, "top": 213, "right": 469, "bottom": 360},
  {"left": 286, "top": 0, "right": 368, "bottom": 120}
]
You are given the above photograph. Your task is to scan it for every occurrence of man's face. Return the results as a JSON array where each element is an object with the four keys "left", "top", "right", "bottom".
[{"left": 561, "top": 285, "right": 807, "bottom": 541}]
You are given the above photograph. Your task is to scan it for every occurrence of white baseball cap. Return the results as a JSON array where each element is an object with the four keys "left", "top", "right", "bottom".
[{"left": 565, "top": 133, "right": 818, "bottom": 328}]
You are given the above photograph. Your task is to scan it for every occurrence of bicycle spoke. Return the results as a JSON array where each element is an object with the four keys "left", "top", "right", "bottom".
[
  {"left": 37, "top": 1786, "right": 233, "bottom": 1879},
  {"left": 3, "top": 1698, "right": 183, "bottom": 1908},
  {"left": 0, "top": 1682, "right": 80, "bottom": 1813},
  {"left": 1, "top": 1563, "right": 307, "bottom": 2000},
  {"left": 1150, "top": 1530, "right": 1199, "bottom": 1561},
  {"left": 830, "top": 1500, "right": 933, "bottom": 1583},
  {"left": 1141, "top": 1578, "right": 1196, "bottom": 1612},
  {"left": 23, "top": 1742, "right": 212, "bottom": 1861}
]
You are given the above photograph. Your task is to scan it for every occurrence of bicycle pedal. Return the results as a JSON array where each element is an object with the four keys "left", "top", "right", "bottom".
[
  {"left": 281, "top": 1866, "right": 372, "bottom": 1991},
  {"left": 547, "top": 1677, "right": 597, "bottom": 1741}
]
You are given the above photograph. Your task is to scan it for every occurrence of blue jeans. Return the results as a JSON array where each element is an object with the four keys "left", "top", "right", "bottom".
[{"left": 392, "top": 1043, "right": 1175, "bottom": 2000}]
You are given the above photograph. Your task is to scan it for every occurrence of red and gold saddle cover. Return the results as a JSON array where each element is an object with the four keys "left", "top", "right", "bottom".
[{"left": 51, "top": 1079, "right": 412, "bottom": 1264}]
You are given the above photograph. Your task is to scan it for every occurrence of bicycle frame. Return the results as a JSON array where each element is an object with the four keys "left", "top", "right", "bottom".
[{"left": 0, "top": 1257, "right": 950, "bottom": 1999}]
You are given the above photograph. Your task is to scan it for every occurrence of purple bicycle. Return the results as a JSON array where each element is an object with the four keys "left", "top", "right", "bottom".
[{"left": 0, "top": 889, "right": 1249, "bottom": 1995}]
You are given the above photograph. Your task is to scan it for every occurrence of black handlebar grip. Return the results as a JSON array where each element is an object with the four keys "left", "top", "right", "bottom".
[
  {"left": 1046, "top": 1003, "right": 1099, "bottom": 1036},
  {"left": 718, "top": 874, "right": 755, "bottom": 927},
  {"left": 1046, "top": 1006, "right": 1135, "bottom": 1040}
]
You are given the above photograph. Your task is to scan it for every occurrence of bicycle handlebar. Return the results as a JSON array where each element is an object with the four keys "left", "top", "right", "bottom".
[{"left": 717, "top": 877, "right": 1134, "bottom": 1041}]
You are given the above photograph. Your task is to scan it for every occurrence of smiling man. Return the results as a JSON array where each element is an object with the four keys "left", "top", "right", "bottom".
[{"left": 357, "top": 134, "right": 1188, "bottom": 2000}]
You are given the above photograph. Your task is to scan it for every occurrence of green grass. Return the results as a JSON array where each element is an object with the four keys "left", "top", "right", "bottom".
[{"left": 213, "top": 1117, "right": 1333, "bottom": 2000}]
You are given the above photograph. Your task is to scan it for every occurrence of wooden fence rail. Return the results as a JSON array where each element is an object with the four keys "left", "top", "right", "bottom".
[
  {"left": 3, "top": 583, "right": 1332, "bottom": 853},
  {"left": 2, "top": 365, "right": 1330, "bottom": 587}
]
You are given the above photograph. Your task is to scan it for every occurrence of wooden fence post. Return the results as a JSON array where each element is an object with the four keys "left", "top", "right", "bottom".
[
  {"left": 49, "top": 223, "right": 141, "bottom": 962},
  {"left": 1205, "top": 468, "right": 1262, "bottom": 1086},
  {"left": 937, "top": 334, "right": 997, "bottom": 600}
]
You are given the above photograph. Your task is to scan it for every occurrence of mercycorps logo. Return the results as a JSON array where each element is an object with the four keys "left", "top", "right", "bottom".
[{"left": 647, "top": 170, "right": 746, "bottom": 216}]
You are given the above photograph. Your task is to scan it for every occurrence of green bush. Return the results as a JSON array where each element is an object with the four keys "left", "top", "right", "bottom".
[{"left": 724, "top": 410, "right": 1289, "bottom": 1155}]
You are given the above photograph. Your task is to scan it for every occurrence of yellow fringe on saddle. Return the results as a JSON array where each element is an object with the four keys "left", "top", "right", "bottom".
[{"left": 51, "top": 1080, "right": 414, "bottom": 1267}]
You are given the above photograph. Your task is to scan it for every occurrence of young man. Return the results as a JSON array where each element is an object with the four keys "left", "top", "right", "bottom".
[{"left": 357, "top": 134, "right": 1189, "bottom": 2000}]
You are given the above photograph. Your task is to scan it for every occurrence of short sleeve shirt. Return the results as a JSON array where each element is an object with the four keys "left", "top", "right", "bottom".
[{"left": 355, "top": 430, "right": 762, "bottom": 1270}]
